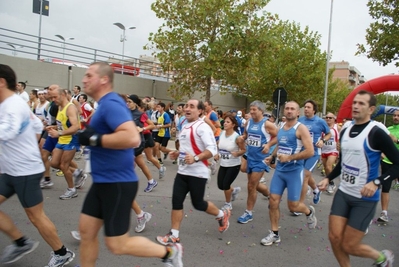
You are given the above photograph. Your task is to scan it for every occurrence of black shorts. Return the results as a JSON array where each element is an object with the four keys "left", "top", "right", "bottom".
[
  {"left": 152, "top": 131, "right": 159, "bottom": 141},
  {"left": 134, "top": 141, "right": 145, "bottom": 157},
  {"left": 330, "top": 189, "right": 377, "bottom": 232},
  {"left": 380, "top": 160, "right": 395, "bottom": 193},
  {"left": 155, "top": 136, "right": 170, "bottom": 147},
  {"left": 0, "top": 172, "right": 44, "bottom": 208},
  {"left": 81, "top": 182, "right": 138, "bottom": 236},
  {"left": 144, "top": 133, "right": 154, "bottom": 148}
]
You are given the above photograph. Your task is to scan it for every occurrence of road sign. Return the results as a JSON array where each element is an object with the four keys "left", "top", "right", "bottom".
[{"left": 272, "top": 87, "right": 287, "bottom": 105}]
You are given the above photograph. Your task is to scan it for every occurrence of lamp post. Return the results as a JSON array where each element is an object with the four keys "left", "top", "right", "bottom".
[
  {"left": 55, "top": 35, "right": 75, "bottom": 63},
  {"left": 7, "top": 43, "right": 24, "bottom": 56},
  {"left": 113, "top": 22, "right": 136, "bottom": 74},
  {"left": 322, "top": 0, "right": 334, "bottom": 115}
]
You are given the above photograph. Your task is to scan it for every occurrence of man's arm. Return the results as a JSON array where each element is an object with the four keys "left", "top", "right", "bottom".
[
  {"left": 72, "top": 98, "right": 82, "bottom": 115},
  {"left": 262, "top": 121, "right": 278, "bottom": 154}
]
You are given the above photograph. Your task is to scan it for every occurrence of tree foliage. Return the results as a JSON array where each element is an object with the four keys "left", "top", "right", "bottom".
[{"left": 356, "top": 0, "right": 399, "bottom": 67}]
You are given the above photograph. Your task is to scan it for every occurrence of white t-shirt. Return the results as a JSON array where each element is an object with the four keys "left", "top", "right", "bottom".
[
  {"left": 17, "top": 91, "right": 29, "bottom": 103},
  {"left": 178, "top": 119, "right": 217, "bottom": 179},
  {"left": 0, "top": 94, "right": 45, "bottom": 176}
]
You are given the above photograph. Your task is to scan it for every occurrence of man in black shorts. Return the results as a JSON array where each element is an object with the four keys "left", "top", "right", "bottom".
[
  {"left": 0, "top": 64, "right": 75, "bottom": 266},
  {"left": 318, "top": 90, "right": 399, "bottom": 267}
]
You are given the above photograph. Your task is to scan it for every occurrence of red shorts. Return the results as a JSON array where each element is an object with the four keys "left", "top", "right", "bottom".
[{"left": 321, "top": 152, "right": 338, "bottom": 159}]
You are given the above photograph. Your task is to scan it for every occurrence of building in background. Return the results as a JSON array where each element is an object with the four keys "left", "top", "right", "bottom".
[{"left": 329, "top": 60, "right": 366, "bottom": 88}]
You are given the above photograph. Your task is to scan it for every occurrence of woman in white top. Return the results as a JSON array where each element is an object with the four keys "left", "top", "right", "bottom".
[{"left": 215, "top": 114, "right": 246, "bottom": 210}]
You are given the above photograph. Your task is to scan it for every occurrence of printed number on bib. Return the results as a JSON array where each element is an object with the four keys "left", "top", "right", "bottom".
[
  {"left": 219, "top": 149, "right": 231, "bottom": 160},
  {"left": 341, "top": 163, "right": 359, "bottom": 186},
  {"left": 247, "top": 134, "right": 261, "bottom": 147},
  {"left": 277, "top": 146, "right": 292, "bottom": 155}
]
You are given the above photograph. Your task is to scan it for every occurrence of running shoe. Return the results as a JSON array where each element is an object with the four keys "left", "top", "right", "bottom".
[
  {"left": 237, "top": 211, "right": 253, "bottom": 224},
  {"left": 70, "top": 231, "right": 81, "bottom": 241},
  {"left": 373, "top": 250, "right": 394, "bottom": 267},
  {"left": 313, "top": 190, "right": 321, "bottom": 205},
  {"left": 0, "top": 239, "right": 39, "bottom": 264},
  {"left": 159, "top": 166, "right": 166, "bottom": 179},
  {"left": 156, "top": 232, "right": 180, "bottom": 245},
  {"left": 75, "top": 174, "right": 88, "bottom": 189},
  {"left": 56, "top": 170, "right": 64, "bottom": 177},
  {"left": 163, "top": 152, "right": 169, "bottom": 160},
  {"left": 135, "top": 212, "right": 152, "bottom": 233},
  {"left": 217, "top": 209, "right": 231, "bottom": 233},
  {"left": 290, "top": 211, "right": 303, "bottom": 216},
  {"left": 172, "top": 159, "right": 177, "bottom": 164},
  {"left": 45, "top": 249, "right": 75, "bottom": 267},
  {"left": 73, "top": 169, "right": 84, "bottom": 186},
  {"left": 377, "top": 212, "right": 389, "bottom": 223},
  {"left": 144, "top": 181, "right": 158, "bottom": 192},
  {"left": 221, "top": 203, "right": 233, "bottom": 211},
  {"left": 307, "top": 206, "right": 317, "bottom": 229},
  {"left": 260, "top": 230, "right": 281, "bottom": 246},
  {"left": 40, "top": 179, "right": 54, "bottom": 189},
  {"left": 163, "top": 243, "right": 183, "bottom": 267},
  {"left": 260, "top": 177, "right": 266, "bottom": 184},
  {"left": 326, "top": 184, "right": 336, "bottom": 194},
  {"left": 210, "top": 161, "right": 217, "bottom": 175},
  {"left": 392, "top": 183, "right": 399, "bottom": 190},
  {"left": 59, "top": 189, "right": 78, "bottom": 200},
  {"left": 231, "top": 187, "right": 241, "bottom": 201}
]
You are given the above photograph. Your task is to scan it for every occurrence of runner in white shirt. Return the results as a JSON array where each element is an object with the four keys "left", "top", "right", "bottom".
[
  {"left": 156, "top": 99, "right": 231, "bottom": 246},
  {"left": 0, "top": 64, "right": 75, "bottom": 266}
]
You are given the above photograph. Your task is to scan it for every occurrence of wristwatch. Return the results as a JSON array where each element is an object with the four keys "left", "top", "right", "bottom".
[
  {"left": 373, "top": 179, "right": 381, "bottom": 188},
  {"left": 89, "top": 135, "right": 99, "bottom": 146},
  {"left": 194, "top": 155, "right": 199, "bottom": 162}
]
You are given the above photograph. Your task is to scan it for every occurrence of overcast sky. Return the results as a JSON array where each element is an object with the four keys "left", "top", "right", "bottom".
[{"left": 0, "top": 0, "right": 397, "bottom": 80}]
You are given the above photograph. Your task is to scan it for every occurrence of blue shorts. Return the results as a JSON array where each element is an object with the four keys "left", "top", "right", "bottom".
[
  {"left": 42, "top": 136, "right": 58, "bottom": 152},
  {"left": 270, "top": 168, "right": 303, "bottom": 201},
  {"left": 246, "top": 159, "right": 269, "bottom": 174},
  {"left": 56, "top": 140, "right": 80, "bottom": 151},
  {"left": 303, "top": 154, "right": 319, "bottom": 172}
]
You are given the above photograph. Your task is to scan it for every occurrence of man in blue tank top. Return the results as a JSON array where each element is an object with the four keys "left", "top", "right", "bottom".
[
  {"left": 237, "top": 100, "right": 278, "bottom": 224},
  {"left": 261, "top": 101, "right": 317, "bottom": 246},
  {"left": 297, "top": 100, "right": 330, "bottom": 209}
]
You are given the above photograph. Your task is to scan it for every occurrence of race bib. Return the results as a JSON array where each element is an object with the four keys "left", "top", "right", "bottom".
[
  {"left": 341, "top": 163, "right": 359, "bottom": 186},
  {"left": 247, "top": 134, "right": 261, "bottom": 147},
  {"left": 219, "top": 149, "right": 231, "bottom": 160},
  {"left": 179, "top": 152, "right": 187, "bottom": 166},
  {"left": 277, "top": 146, "right": 292, "bottom": 155},
  {"left": 56, "top": 120, "right": 64, "bottom": 131}
]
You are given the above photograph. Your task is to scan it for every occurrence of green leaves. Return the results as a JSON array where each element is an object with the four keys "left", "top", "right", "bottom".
[{"left": 356, "top": 0, "right": 399, "bottom": 67}]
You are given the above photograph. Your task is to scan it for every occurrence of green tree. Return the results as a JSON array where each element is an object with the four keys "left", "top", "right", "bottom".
[
  {"left": 146, "top": 0, "right": 271, "bottom": 101},
  {"left": 222, "top": 19, "right": 327, "bottom": 105},
  {"left": 356, "top": 0, "right": 399, "bottom": 67}
]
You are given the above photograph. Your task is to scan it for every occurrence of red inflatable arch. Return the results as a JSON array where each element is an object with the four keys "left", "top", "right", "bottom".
[{"left": 337, "top": 75, "right": 399, "bottom": 123}]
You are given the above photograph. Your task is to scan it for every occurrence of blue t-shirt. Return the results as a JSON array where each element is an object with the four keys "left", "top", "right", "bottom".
[
  {"left": 298, "top": 115, "right": 330, "bottom": 156},
  {"left": 89, "top": 92, "right": 138, "bottom": 183}
]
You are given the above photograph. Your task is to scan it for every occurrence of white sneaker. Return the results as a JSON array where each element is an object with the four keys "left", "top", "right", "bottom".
[
  {"left": 40, "top": 179, "right": 54, "bottom": 189},
  {"left": 231, "top": 187, "right": 241, "bottom": 201},
  {"left": 70, "top": 231, "right": 81, "bottom": 241},
  {"left": 59, "top": 189, "right": 78, "bottom": 200},
  {"left": 377, "top": 212, "right": 389, "bottom": 223},
  {"left": 260, "top": 177, "right": 266, "bottom": 184},
  {"left": 307, "top": 206, "right": 317, "bottom": 229},
  {"left": 135, "top": 212, "right": 152, "bottom": 233},
  {"left": 261, "top": 230, "right": 281, "bottom": 246},
  {"left": 75, "top": 174, "right": 88, "bottom": 189},
  {"left": 159, "top": 166, "right": 166, "bottom": 179},
  {"left": 221, "top": 202, "right": 233, "bottom": 211},
  {"left": 326, "top": 184, "right": 336, "bottom": 194}
]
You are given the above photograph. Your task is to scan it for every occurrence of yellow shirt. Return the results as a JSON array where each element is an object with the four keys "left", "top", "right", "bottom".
[{"left": 56, "top": 103, "right": 78, "bottom": 144}]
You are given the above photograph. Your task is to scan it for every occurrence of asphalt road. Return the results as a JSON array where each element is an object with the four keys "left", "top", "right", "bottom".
[{"left": 1, "top": 153, "right": 398, "bottom": 267}]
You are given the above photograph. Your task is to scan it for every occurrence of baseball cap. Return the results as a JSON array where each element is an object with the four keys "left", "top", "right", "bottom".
[
  {"left": 237, "top": 111, "right": 242, "bottom": 117},
  {"left": 128, "top": 94, "right": 141, "bottom": 106}
]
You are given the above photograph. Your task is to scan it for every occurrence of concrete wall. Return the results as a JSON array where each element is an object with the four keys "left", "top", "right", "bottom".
[{"left": 1, "top": 54, "right": 248, "bottom": 112}]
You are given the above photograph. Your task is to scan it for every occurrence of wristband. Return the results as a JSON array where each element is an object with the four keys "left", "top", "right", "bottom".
[{"left": 89, "top": 134, "right": 102, "bottom": 147}]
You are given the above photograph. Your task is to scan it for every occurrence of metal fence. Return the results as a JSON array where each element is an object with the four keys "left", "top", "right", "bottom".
[{"left": 0, "top": 27, "right": 172, "bottom": 81}]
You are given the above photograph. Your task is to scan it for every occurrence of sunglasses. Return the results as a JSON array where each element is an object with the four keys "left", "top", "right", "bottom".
[{"left": 325, "top": 117, "right": 334, "bottom": 119}]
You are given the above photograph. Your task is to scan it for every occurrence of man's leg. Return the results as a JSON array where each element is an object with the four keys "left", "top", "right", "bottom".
[
  {"left": 60, "top": 150, "right": 77, "bottom": 189},
  {"left": 0, "top": 196, "right": 24, "bottom": 241},
  {"left": 329, "top": 215, "right": 351, "bottom": 267},
  {"left": 246, "top": 171, "right": 263, "bottom": 211},
  {"left": 79, "top": 214, "right": 103, "bottom": 267}
]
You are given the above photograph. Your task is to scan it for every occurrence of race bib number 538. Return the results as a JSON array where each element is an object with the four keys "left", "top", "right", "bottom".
[{"left": 341, "top": 163, "right": 359, "bottom": 186}]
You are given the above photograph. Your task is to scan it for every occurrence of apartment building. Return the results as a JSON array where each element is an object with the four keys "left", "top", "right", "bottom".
[{"left": 329, "top": 60, "right": 366, "bottom": 87}]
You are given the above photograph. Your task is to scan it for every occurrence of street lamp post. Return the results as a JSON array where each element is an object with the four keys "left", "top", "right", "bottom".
[
  {"left": 322, "top": 0, "right": 334, "bottom": 115},
  {"left": 55, "top": 35, "right": 75, "bottom": 63},
  {"left": 113, "top": 22, "right": 136, "bottom": 74},
  {"left": 7, "top": 43, "right": 24, "bottom": 56}
]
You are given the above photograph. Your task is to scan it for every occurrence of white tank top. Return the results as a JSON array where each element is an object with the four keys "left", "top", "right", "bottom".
[
  {"left": 35, "top": 101, "right": 49, "bottom": 119},
  {"left": 218, "top": 130, "right": 241, "bottom": 167},
  {"left": 321, "top": 124, "right": 339, "bottom": 154}
]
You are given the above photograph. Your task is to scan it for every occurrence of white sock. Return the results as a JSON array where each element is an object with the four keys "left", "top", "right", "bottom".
[
  {"left": 313, "top": 188, "right": 320, "bottom": 194},
  {"left": 136, "top": 211, "right": 144, "bottom": 218},
  {"left": 149, "top": 179, "right": 154, "bottom": 184},
  {"left": 245, "top": 209, "right": 253, "bottom": 215},
  {"left": 68, "top": 187, "right": 76, "bottom": 192},
  {"left": 216, "top": 210, "right": 224, "bottom": 218},
  {"left": 382, "top": 210, "right": 387, "bottom": 215},
  {"left": 171, "top": 229, "right": 179, "bottom": 238}
]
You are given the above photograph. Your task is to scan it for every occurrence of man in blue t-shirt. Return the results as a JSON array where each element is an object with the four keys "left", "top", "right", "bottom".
[
  {"left": 77, "top": 62, "right": 182, "bottom": 266},
  {"left": 297, "top": 100, "right": 331, "bottom": 209}
]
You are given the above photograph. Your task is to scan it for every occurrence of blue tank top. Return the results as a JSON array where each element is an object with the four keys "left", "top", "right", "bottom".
[
  {"left": 246, "top": 118, "right": 271, "bottom": 161},
  {"left": 298, "top": 115, "right": 330, "bottom": 155},
  {"left": 276, "top": 122, "right": 304, "bottom": 172}
]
